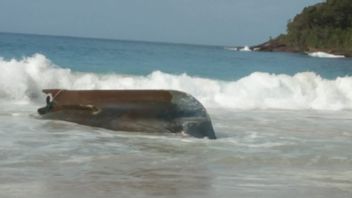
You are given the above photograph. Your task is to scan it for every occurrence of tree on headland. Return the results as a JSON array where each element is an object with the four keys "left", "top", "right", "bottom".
[{"left": 256, "top": 0, "right": 352, "bottom": 57}]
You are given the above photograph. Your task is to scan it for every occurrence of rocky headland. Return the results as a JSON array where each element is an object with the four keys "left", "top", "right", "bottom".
[{"left": 253, "top": 0, "right": 352, "bottom": 57}]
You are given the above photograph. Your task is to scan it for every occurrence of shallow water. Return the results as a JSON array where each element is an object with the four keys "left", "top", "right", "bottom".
[{"left": 1, "top": 104, "right": 351, "bottom": 198}]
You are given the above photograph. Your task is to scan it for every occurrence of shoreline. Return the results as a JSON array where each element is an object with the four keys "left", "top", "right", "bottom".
[{"left": 249, "top": 39, "right": 351, "bottom": 58}]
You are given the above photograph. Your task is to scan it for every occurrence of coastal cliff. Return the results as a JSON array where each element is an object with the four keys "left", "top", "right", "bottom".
[{"left": 254, "top": 0, "right": 352, "bottom": 57}]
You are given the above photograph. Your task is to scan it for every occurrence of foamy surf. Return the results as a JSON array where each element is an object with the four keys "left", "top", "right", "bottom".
[
  {"left": 225, "top": 46, "right": 252, "bottom": 52},
  {"left": 307, "top": 51, "right": 345, "bottom": 58},
  {"left": 239, "top": 46, "right": 252, "bottom": 52},
  {"left": 1, "top": 54, "right": 352, "bottom": 110}
]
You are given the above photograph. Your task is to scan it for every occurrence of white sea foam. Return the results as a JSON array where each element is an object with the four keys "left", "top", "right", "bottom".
[
  {"left": 307, "top": 51, "right": 345, "bottom": 58},
  {"left": 225, "top": 46, "right": 252, "bottom": 52},
  {"left": 1, "top": 54, "right": 352, "bottom": 110},
  {"left": 239, "top": 46, "right": 252, "bottom": 52}
]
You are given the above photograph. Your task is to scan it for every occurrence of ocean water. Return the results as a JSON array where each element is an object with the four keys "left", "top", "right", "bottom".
[{"left": 0, "top": 32, "right": 352, "bottom": 198}]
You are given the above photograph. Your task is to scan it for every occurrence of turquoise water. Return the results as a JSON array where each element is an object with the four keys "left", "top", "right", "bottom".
[
  {"left": 0, "top": 33, "right": 352, "bottom": 198},
  {"left": 1, "top": 32, "right": 352, "bottom": 80}
]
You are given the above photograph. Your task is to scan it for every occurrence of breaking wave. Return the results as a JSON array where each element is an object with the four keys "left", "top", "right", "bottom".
[
  {"left": 307, "top": 51, "right": 345, "bottom": 58},
  {"left": 1, "top": 54, "right": 352, "bottom": 110}
]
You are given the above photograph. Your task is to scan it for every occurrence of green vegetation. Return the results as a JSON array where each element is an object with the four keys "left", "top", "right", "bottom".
[{"left": 270, "top": 0, "right": 352, "bottom": 56}]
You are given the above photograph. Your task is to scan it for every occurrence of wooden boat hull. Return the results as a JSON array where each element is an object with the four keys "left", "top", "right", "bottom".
[{"left": 38, "top": 89, "right": 216, "bottom": 139}]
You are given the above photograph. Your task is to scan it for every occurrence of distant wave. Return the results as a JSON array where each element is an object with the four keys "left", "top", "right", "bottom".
[
  {"left": 1, "top": 54, "right": 352, "bottom": 110},
  {"left": 239, "top": 46, "right": 252, "bottom": 52},
  {"left": 225, "top": 46, "right": 252, "bottom": 52},
  {"left": 307, "top": 51, "right": 345, "bottom": 58}
]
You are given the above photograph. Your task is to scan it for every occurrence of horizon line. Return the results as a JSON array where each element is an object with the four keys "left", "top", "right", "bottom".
[{"left": 0, "top": 31, "right": 235, "bottom": 48}]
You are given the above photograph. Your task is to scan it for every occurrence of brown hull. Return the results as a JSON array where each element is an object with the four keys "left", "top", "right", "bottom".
[{"left": 38, "top": 89, "right": 216, "bottom": 139}]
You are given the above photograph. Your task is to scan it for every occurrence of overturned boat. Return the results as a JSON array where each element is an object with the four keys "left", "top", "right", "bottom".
[{"left": 38, "top": 89, "right": 216, "bottom": 139}]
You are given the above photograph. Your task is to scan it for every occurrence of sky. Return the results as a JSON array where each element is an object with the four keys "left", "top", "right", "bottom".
[{"left": 0, "top": 0, "right": 322, "bottom": 46}]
